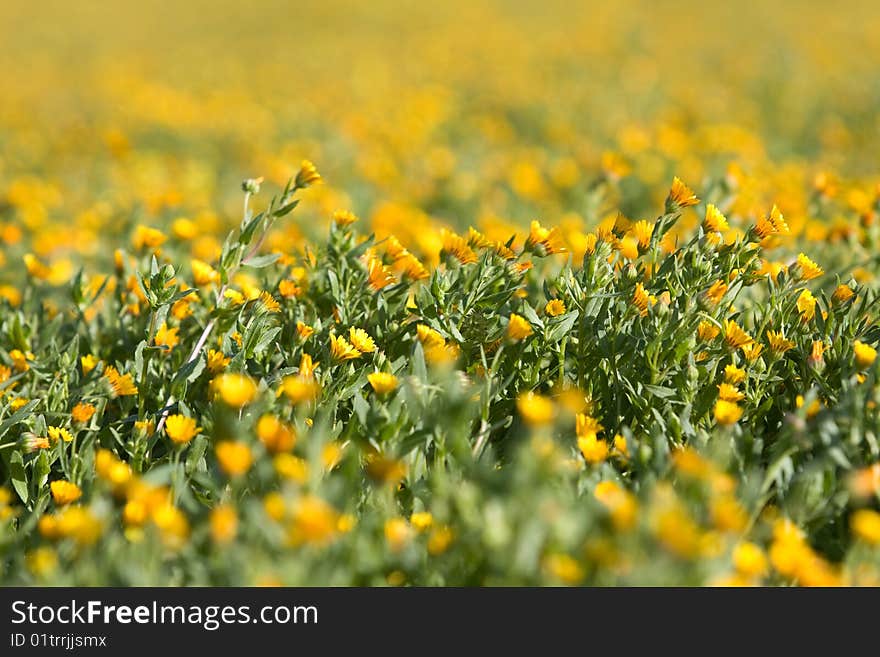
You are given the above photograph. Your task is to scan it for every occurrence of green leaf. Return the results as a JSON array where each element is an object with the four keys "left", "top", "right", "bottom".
[
  {"left": 643, "top": 384, "right": 676, "bottom": 399},
  {"left": 352, "top": 392, "right": 369, "bottom": 426},
  {"left": 34, "top": 449, "right": 51, "bottom": 490},
  {"left": 10, "top": 449, "right": 28, "bottom": 505},
  {"left": 243, "top": 253, "right": 281, "bottom": 268},
  {"left": 185, "top": 435, "right": 209, "bottom": 475},
  {"left": 545, "top": 310, "right": 579, "bottom": 343},
  {"left": 0, "top": 399, "right": 41, "bottom": 441}
]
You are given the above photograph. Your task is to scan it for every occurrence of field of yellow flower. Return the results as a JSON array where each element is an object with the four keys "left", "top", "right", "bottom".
[{"left": 1, "top": 0, "right": 880, "bottom": 586}]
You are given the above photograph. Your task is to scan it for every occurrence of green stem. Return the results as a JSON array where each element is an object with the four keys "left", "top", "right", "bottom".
[{"left": 139, "top": 310, "right": 158, "bottom": 420}]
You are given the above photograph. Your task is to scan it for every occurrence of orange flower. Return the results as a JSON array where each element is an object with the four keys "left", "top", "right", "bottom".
[{"left": 666, "top": 177, "right": 699, "bottom": 210}]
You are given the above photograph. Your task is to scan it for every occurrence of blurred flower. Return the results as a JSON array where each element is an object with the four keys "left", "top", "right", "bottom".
[
  {"left": 507, "top": 313, "right": 533, "bottom": 340},
  {"left": 165, "top": 415, "right": 200, "bottom": 445},
  {"left": 215, "top": 441, "right": 253, "bottom": 477},
  {"left": 212, "top": 373, "right": 258, "bottom": 407},
  {"left": 50, "top": 480, "right": 82, "bottom": 505}
]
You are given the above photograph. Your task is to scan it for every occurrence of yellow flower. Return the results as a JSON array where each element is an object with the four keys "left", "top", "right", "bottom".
[
  {"left": 717, "top": 383, "right": 744, "bottom": 402},
  {"left": 796, "top": 289, "right": 816, "bottom": 321},
  {"left": 697, "top": 320, "right": 720, "bottom": 341},
  {"left": 81, "top": 354, "right": 98, "bottom": 374},
  {"left": 9, "top": 398, "right": 29, "bottom": 411},
  {"left": 71, "top": 402, "right": 96, "bottom": 423},
  {"left": 274, "top": 454, "right": 309, "bottom": 483},
  {"left": 526, "top": 220, "right": 566, "bottom": 255},
  {"left": 507, "top": 313, "right": 533, "bottom": 340},
  {"left": 766, "top": 330, "right": 795, "bottom": 354},
  {"left": 279, "top": 279, "right": 302, "bottom": 298},
  {"left": 151, "top": 503, "right": 190, "bottom": 548},
  {"left": 666, "top": 176, "right": 700, "bottom": 209},
  {"left": 544, "top": 553, "right": 584, "bottom": 585},
  {"left": 365, "top": 454, "right": 407, "bottom": 485},
  {"left": 631, "top": 220, "right": 654, "bottom": 251},
  {"left": 281, "top": 375, "right": 321, "bottom": 404},
  {"left": 215, "top": 441, "right": 253, "bottom": 477},
  {"left": 330, "top": 334, "right": 361, "bottom": 360},
  {"left": 832, "top": 284, "right": 855, "bottom": 304},
  {"left": 601, "top": 151, "right": 631, "bottom": 179},
  {"left": 0, "top": 284, "right": 21, "bottom": 306},
  {"left": 753, "top": 204, "right": 790, "bottom": 240},
  {"left": 165, "top": 414, "right": 200, "bottom": 445},
  {"left": 154, "top": 323, "right": 179, "bottom": 349},
  {"left": 104, "top": 365, "right": 138, "bottom": 396},
  {"left": 288, "top": 496, "right": 339, "bottom": 546},
  {"left": 263, "top": 492, "right": 286, "bottom": 521},
  {"left": 575, "top": 413, "right": 603, "bottom": 437},
  {"left": 733, "top": 541, "right": 768, "bottom": 578},
  {"left": 398, "top": 252, "right": 429, "bottom": 280},
  {"left": 296, "top": 321, "right": 315, "bottom": 340},
  {"left": 714, "top": 399, "right": 743, "bottom": 425},
  {"left": 516, "top": 391, "right": 555, "bottom": 426},
  {"left": 632, "top": 282, "right": 652, "bottom": 316},
  {"left": 410, "top": 511, "right": 434, "bottom": 531},
  {"left": 121, "top": 500, "right": 148, "bottom": 529},
  {"left": 384, "top": 517, "right": 412, "bottom": 552},
  {"left": 724, "top": 320, "right": 753, "bottom": 349},
  {"left": 349, "top": 327, "right": 376, "bottom": 353},
  {"left": 617, "top": 235, "right": 639, "bottom": 260},
  {"left": 850, "top": 509, "right": 880, "bottom": 545},
  {"left": 332, "top": 209, "right": 358, "bottom": 227},
  {"left": 594, "top": 481, "right": 638, "bottom": 531},
  {"left": 191, "top": 259, "right": 219, "bottom": 286},
  {"left": 723, "top": 364, "right": 746, "bottom": 384},
  {"left": 210, "top": 505, "right": 238, "bottom": 544},
  {"left": 212, "top": 373, "right": 258, "bottom": 407},
  {"left": 704, "top": 280, "right": 728, "bottom": 306},
  {"left": 368, "top": 372, "right": 399, "bottom": 394},
  {"left": 366, "top": 256, "right": 396, "bottom": 290},
  {"left": 578, "top": 433, "right": 609, "bottom": 464},
  {"left": 298, "top": 353, "right": 318, "bottom": 379},
  {"left": 52, "top": 507, "right": 103, "bottom": 545},
  {"left": 206, "top": 349, "right": 230, "bottom": 374},
  {"left": 257, "top": 415, "right": 296, "bottom": 453},
  {"left": 653, "top": 502, "right": 704, "bottom": 559},
  {"left": 545, "top": 299, "right": 566, "bottom": 316},
  {"left": 50, "top": 480, "right": 82, "bottom": 505},
  {"left": 854, "top": 340, "right": 877, "bottom": 370},
  {"left": 795, "top": 253, "right": 823, "bottom": 281},
  {"left": 757, "top": 260, "right": 788, "bottom": 280},
  {"left": 442, "top": 230, "right": 478, "bottom": 265},
  {"left": 849, "top": 463, "right": 880, "bottom": 499},
  {"left": 47, "top": 426, "right": 73, "bottom": 443},
  {"left": 224, "top": 289, "right": 245, "bottom": 305},
  {"left": 258, "top": 290, "right": 281, "bottom": 313},
  {"left": 613, "top": 434, "right": 629, "bottom": 458},
  {"left": 10, "top": 349, "right": 31, "bottom": 372},
  {"left": 711, "top": 496, "right": 748, "bottom": 533},
  {"left": 26, "top": 546, "right": 58, "bottom": 578},
  {"left": 23, "top": 253, "right": 51, "bottom": 280},
  {"left": 295, "top": 160, "right": 321, "bottom": 188},
  {"left": 171, "top": 217, "right": 198, "bottom": 240},
  {"left": 132, "top": 225, "right": 167, "bottom": 250},
  {"left": 171, "top": 295, "right": 195, "bottom": 320},
  {"left": 703, "top": 204, "right": 729, "bottom": 232},
  {"left": 741, "top": 343, "right": 764, "bottom": 362},
  {"left": 416, "top": 324, "right": 446, "bottom": 348}
]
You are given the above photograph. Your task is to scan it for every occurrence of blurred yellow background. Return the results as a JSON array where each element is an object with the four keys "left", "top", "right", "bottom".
[{"left": 2, "top": 0, "right": 879, "bottom": 277}]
